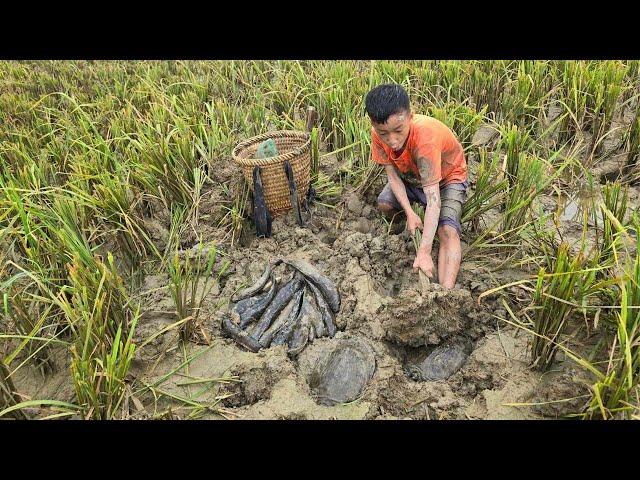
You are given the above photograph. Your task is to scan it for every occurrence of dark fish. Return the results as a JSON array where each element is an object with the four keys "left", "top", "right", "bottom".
[
  {"left": 258, "top": 289, "right": 303, "bottom": 348},
  {"left": 271, "top": 305, "right": 303, "bottom": 347},
  {"left": 302, "top": 185, "right": 316, "bottom": 222},
  {"left": 303, "top": 287, "right": 326, "bottom": 338},
  {"left": 249, "top": 274, "right": 304, "bottom": 341},
  {"left": 308, "top": 321, "right": 316, "bottom": 342},
  {"left": 306, "top": 185, "right": 316, "bottom": 207},
  {"left": 284, "top": 160, "right": 304, "bottom": 226},
  {"left": 287, "top": 321, "right": 309, "bottom": 357},
  {"left": 306, "top": 280, "right": 337, "bottom": 337},
  {"left": 231, "top": 264, "right": 272, "bottom": 302},
  {"left": 253, "top": 166, "right": 272, "bottom": 238},
  {"left": 274, "top": 258, "right": 340, "bottom": 313},
  {"left": 234, "top": 278, "right": 273, "bottom": 316},
  {"left": 234, "top": 276, "right": 277, "bottom": 329},
  {"left": 222, "top": 315, "right": 262, "bottom": 352}
]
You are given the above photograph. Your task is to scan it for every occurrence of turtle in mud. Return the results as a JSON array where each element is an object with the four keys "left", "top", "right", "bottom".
[
  {"left": 404, "top": 342, "right": 470, "bottom": 382},
  {"left": 307, "top": 337, "right": 376, "bottom": 406}
]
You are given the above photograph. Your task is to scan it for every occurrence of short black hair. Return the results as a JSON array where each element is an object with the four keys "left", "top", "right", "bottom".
[{"left": 365, "top": 83, "right": 410, "bottom": 124}]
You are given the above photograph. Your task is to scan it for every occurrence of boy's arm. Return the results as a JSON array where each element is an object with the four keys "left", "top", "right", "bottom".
[
  {"left": 416, "top": 154, "right": 442, "bottom": 254},
  {"left": 385, "top": 165, "right": 412, "bottom": 213},
  {"left": 418, "top": 183, "right": 440, "bottom": 253},
  {"left": 385, "top": 165, "right": 423, "bottom": 234}
]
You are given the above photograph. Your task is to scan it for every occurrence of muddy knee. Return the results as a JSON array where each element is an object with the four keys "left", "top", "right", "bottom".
[
  {"left": 438, "top": 224, "right": 460, "bottom": 244},
  {"left": 378, "top": 201, "right": 400, "bottom": 218}
]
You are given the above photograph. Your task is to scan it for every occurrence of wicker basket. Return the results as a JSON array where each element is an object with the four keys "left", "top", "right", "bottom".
[{"left": 232, "top": 130, "right": 311, "bottom": 216}]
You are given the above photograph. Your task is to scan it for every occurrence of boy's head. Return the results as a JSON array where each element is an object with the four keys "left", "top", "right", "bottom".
[{"left": 365, "top": 83, "right": 412, "bottom": 152}]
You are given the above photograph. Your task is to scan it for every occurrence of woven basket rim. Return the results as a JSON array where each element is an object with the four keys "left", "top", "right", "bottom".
[{"left": 232, "top": 130, "right": 311, "bottom": 167}]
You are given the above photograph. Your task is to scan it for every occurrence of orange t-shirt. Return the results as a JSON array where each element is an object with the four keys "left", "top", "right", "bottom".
[{"left": 371, "top": 114, "right": 467, "bottom": 188}]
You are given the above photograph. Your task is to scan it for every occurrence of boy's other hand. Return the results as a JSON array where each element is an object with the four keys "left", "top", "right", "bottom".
[
  {"left": 406, "top": 211, "right": 423, "bottom": 235},
  {"left": 413, "top": 249, "right": 435, "bottom": 278}
]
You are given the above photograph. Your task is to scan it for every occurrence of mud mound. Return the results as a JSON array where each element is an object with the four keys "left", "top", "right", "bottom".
[
  {"left": 529, "top": 370, "right": 591, "bottom": 418},
  {"left": 132, "top": 274, "right": 180, "bottom": 366},
  {"left": 376, "top": 369, "right": 461, "bottom": 419},
  {"left": 382, "top": 286, "right": 478, "bottom": 347},
  {"left": 220, "top": 346, "right": 294, "bottom": 407}
]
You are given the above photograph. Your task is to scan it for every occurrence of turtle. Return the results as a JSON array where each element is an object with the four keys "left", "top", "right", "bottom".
[
  {"left": 405, "top": 342, "right": 469, "bottom": 382},
  {"left": 309, "top": 337, "right": 376, "bottom": 406}
]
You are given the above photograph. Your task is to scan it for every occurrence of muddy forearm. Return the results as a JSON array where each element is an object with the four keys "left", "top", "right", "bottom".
[
  {"left": 419, "top": 185, "right": 440, "bottom": 253},
  {"left": 385, "top": 166, "right": 412, "bottom": 214}
]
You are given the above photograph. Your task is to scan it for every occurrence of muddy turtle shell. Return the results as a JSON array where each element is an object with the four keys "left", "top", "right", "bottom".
[
  {"left": 413, "top": 343, "right": 468, "bottom": 381},
  {"left": 311, "top": 337, "right": 376, "bottom": 406}
]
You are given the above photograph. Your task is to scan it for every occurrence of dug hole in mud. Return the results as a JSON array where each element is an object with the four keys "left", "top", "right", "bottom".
[{"left": 117, "top": 159, "right": 594, "bottom": 420}]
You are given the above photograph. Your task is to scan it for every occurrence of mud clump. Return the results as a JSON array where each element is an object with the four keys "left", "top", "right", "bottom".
[
  {"left": 142, "top": 218, "right": 170, "bottom": 253},
  {"left": 376, "top": 370, "right": 460, "bottom": 419},
  {"left": 529, "top": 370, "right": 591, "bottom": 418},
  {"left": 459, "top": 333, "right": 516, "bottom": 392},
  {"left": 220, "top": 348, "right": 293, "bottom": 408},
  {"left": 299, "top": 336, "right": 376, "bottom": 406},
  {"left": 382, "top": 286, "right": 477, "bottom": 348},
  {"left": 131, "top": 274, "right": 180, "bottom": 366}
]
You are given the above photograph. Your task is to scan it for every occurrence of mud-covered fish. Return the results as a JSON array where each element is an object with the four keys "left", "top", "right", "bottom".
[
  {"left": 302, "top": 287, "right": 326, "bottom": 338},
  {"left": 258, "top": 288, "right": 303, "bottom": 348},
  {"left": 252, "top": 166, "right": 272, "bottom": 238},
  {"left": 284, "top": 160, "right": 303, "bottom": 227},
  {"left": 249, "top": 274, "right": 304, "bottom": 340},
  {"left": 271, "top": 305, "right": 302, "bottom": 347},
  {"left": 308, "top": 321, "right": 316, "bottom": 342},
  {"left": 234, "top": 276, "right": 277, "bottom": 329},
  {"left": 306, "top": 280, "right": 337, "bottom": 337},
  {"left": 293, "top": 287, "right": 324, "bottom": 343},
  {"left": 274, "top": 258, "right": 340, "bottom": 313},
  {"left": 231, "top": 264, "right": 272, "bottom": 302},
  {"left": 222, "top": 315, "right": 262, "bottom": 352},
  {"left": 287, "top": 320, "right": 309, "bottom": 357},
  {"left": 234, "top": 277, "right": 273, "bottom": 316}
]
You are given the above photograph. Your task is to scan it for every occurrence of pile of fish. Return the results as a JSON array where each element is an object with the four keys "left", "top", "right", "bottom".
[{"left": 222, "top": 259, "right": 340, "bottom": 356}]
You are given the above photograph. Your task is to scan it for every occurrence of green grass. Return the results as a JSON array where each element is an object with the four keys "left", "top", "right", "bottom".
[
  {"left": 529, "top": 243, "right": 590, "bottom": 371},
  {"left": 583, "top": 216, "right": 640, "bottom": 419},
  {"left": 1, "top": 60, "right": 640, "bottom": 419},
  {"left": 61, "top": 252, "right": 139, "bottom": 419},
  {"left": 167, "top": 241, "right": 227, "bottom": 344}
]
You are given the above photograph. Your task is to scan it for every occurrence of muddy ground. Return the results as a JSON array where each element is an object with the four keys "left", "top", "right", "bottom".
[{"left": 11, "top": 117, "right": 640, "bottom": 420}]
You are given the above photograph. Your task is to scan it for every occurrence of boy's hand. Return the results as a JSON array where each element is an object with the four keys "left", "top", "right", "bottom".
[
  {"left": 406, "top": 211, "right": 423, "bottom": 235},
  {"left": 413, "top": 248, "right": 435, "bottom": 278}
]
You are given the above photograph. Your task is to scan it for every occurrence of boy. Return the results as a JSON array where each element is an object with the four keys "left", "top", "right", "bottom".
[{"left": 365, "top": 83, "right": 467, "bottom": 289}]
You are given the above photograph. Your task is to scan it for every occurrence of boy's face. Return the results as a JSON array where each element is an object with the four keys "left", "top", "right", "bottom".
[{"left": 371, "top": 110, "right": 412, "bottom": 152}]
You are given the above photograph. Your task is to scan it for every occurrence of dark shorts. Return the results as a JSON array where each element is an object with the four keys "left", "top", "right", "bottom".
[{"left": 378, "top": 180, "right": 468, "bottom": 236}]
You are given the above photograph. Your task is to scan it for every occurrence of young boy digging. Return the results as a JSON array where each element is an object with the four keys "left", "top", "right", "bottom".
[{"left": 365, "top": 83, "right": 468, "bottom": 289}]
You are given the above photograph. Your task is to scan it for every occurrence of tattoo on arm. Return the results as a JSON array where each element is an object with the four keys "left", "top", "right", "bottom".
[
  {"left": 420, "top": 185, "right": 440, "bottom": 251},
  {"left": 424, "top": 185, "right": 441, "bottom": 209},
  {"left": 416, "top": 156, "right": 434, "bottom": 185}
]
